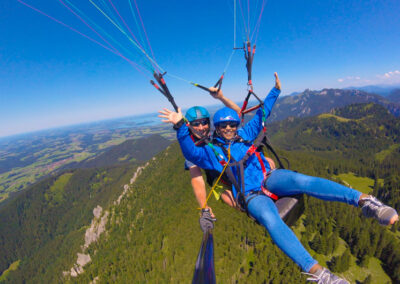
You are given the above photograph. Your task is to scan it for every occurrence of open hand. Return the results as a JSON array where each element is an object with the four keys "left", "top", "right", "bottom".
[{"left": 158, "top": 107, "right": 183, "bottom": 125}]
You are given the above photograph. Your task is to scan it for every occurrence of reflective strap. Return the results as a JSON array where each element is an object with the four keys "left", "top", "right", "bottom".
[
  {"left": 261, "top": 185, "right": 278, "bottom": 201},
  {"left": 246, "top": 145, "right": 257, "bottom": 156},
  {"left": 255, "top": 152, "right": 278, "bottom": 201},
  {"left": 254, "top": 151, "right": 267, "bottom": 177}
]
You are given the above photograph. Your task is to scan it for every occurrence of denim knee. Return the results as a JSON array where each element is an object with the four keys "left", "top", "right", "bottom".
[{"left": 257, "top": 209, "right": 280, "bottom": 230}]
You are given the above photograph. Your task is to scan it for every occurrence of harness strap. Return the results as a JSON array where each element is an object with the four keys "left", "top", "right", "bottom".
[
  {"left": 255, "top": 152, "right": 278, "bottom": 201},
  {"left": 201, "top": 145, "right": 231, "bottom": 209},
  {"left": 263, "top": 136, "right": 288, "bottom": 169},
  {"left": 255, "top": 152, "right": 267, "bottom": 176}
]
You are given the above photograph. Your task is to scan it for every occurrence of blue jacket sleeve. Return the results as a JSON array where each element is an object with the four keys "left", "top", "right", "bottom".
[
  {"left": 239, "top": 87, "right": 280, "bottom": 141},
  {"left": 176, "top": 124, "right": 218, "bottom": 171}
]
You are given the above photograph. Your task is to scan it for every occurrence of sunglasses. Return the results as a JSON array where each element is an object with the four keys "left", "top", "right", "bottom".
[
  {"left": 190, "top": 119, "right": 210, "bottom": 127},
  {"left": 218, "top": 121, "right": 239, "bottom": 129}
]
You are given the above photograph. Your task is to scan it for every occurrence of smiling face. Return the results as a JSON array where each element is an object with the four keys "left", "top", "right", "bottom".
[
  {"left": 190, "top": 118, "right": 210, "bottom": 138},
  {"left": 217, "top": 121, "right": 239, "bottom": 141}
]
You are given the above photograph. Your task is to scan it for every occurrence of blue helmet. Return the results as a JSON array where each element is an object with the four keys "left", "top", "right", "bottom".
[
  {"left": 213, "top": 107, "right": 240, "bottom": 126},
  {"left": 185, "top": 106, "right": 210, "bottom": 122}
]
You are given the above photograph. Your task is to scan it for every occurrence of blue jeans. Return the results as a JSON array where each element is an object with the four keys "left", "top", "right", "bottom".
[{"left": 246, "top": 169, "right": 362, "bottom": 272}]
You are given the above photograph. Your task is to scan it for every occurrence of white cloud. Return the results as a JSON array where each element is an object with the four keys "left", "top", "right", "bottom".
[
  {"left": 377, "top": 70, "right": 400, "bottom": 80},
  {"left": 337, "top": 75, "right": 364, "bottom": 85},
  {"left": 383, "top": 70, "right": 400, "bottom": 78},
  {"left": 338, "top": 70, "right": 400, "bottom": 86}
]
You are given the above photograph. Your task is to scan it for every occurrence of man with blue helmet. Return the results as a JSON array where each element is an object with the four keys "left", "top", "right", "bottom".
[
  {"left": 159, "top": 72, "right": 398, "bottom": 283},
  {"left": 183, "top": 88, "right": 241, "bottom": 216}
]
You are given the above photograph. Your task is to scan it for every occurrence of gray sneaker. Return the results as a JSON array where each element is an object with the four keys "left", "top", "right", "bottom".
[
  {"left": 303, "top": 268, "right": 349, "bottom": 284},
  {"left": 360, "top": 196, "right": 398, "bottom": 225}
]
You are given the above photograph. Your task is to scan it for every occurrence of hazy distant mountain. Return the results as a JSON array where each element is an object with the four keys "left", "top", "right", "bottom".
[
  {"left": 387, "top": 89, "right": 400, "bottom": 104},
  {"left": 287, "top": 91, "right": 301, "bottom": 97},
  {"left": 345, "top": 84, "right": 400, "bottom": 97},
  {"left": 269, "top": 88, "right": 400, "bottom": 122}
]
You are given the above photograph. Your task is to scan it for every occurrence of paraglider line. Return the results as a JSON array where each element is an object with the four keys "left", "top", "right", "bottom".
[
  {"left": 238, "top": 0, "right": 249, "bottom": 41},
  {"left": 251, "top": 0, "right": 267, "bottom": 43},
  {"left": 16, "top": 0, "right": 151, "bottom": 77},
  {"left": 223, "top": 49, "right": 236, "bottom": 74},
  {"left": 58, "top": 0, "right": 119, "bottom": 57},
  {"left": 233, "top": 0, "right": 237, "bottom": 47},
  {"left": 132, "top": 0, "right": 159, "bottom": 73},
  {"left": 107, "top": 0, "right": 145, "bottom": 53},
  {"left": 17, "top": 0, "right": 114, "bottom": 55},
  {"left": 88, "top": 0, "right": 163, "bottom": 73},
  {"left": 128, "top": 0, "right": 150, "bottom": 59},
  {"left": 247, "top": 0, "right": 250, "bottom": 37},
  {"left": 61, "top": 0, "right": 153, "bottom": 71}
]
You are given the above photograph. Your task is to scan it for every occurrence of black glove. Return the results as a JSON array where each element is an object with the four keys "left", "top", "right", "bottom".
[{"left": 199, "top": 208, "right": 216, "bottom": 233}]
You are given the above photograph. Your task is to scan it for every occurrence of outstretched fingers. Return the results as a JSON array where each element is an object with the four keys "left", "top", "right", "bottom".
[
  {"left": 158, "top": 108, "right": 173, "bottom": 123},
  {"left": 158, "top": 107, "right": 182, "bottom": 124}
]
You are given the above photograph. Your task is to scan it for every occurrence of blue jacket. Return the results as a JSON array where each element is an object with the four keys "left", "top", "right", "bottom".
[{"left": 176, "top": 87, "right": 281, "bottom": 197}]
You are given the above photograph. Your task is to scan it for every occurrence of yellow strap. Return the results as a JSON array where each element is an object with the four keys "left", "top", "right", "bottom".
[{"left": 200, "top": 144, "right": 231, "bottom": 210}]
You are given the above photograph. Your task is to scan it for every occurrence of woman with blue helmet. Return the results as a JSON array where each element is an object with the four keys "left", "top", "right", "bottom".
[{"left": 159, "top": 73, "right": 398, "bottom": 283}]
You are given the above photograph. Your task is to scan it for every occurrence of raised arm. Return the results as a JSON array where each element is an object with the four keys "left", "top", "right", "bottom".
[
  {"left": 239, "top": 72, "right": 281, "bottom": 141},
  {"left": 209, "top": 87, "right": 241, "bottom": 114}
]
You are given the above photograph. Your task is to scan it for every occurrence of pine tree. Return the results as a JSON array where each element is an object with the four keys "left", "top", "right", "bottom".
[{"left": 362, "top": 274, "right": 372, "bottom": 284}]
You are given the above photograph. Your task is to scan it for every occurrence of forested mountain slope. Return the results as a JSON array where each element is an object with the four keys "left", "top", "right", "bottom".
[
  {"left": 64, "top": 134, "right": 172, "bottom": 169},
  {"left": 1, "top": 104, "right": 400, "bottom": 283},
  {"left": 0, "top": 165, "right": 136, "bottom": 283},
  {"left": 268, "top": 103, "right": 400, "bottom": 177},
  {"left": 0, "top": 134, "right": 171, "bottom": 283},
  {"left": 387, "top": 89, "right": 400, "bottom": 104}
]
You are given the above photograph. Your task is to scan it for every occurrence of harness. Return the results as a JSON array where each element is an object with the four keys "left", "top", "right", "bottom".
[
  {"left": 209, "top": 132, "right": 281, "bottom": 214},
  {"left": 186, "top": 117, "right": 284, "bottom": 212}
]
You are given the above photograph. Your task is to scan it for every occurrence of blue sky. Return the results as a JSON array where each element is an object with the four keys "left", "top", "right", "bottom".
[{"left": 1, "top": 0, "right": 400, "bottom": 137}]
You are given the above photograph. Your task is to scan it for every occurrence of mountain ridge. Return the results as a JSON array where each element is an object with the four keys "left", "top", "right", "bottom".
[{"left": 270, "top": 88, "right": 400, "bottom": 122}]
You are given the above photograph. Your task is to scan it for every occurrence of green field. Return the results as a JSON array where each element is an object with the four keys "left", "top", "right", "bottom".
[
  {"left": 375, "top": 144, "right": 400, "bottom": 162},
  {"left": 318, "top": 113, "right": 351, "bottom": 122},
  {"left": 45, "top": 173, "right": 73, "bottom": 204},
  {"left": 333, "top": 173, "right": 379, "bottom": 194}
]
